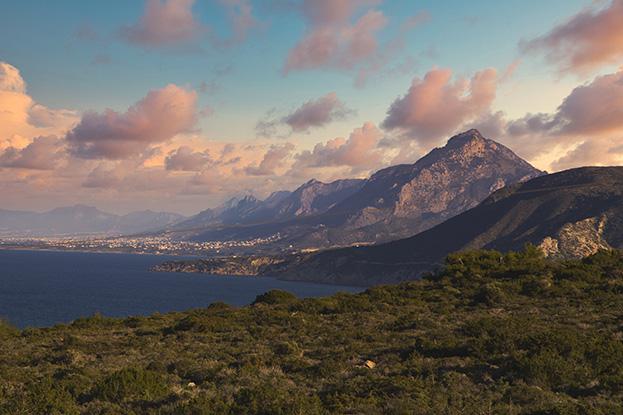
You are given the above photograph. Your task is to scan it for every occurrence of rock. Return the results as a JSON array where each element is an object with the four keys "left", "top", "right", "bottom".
[
  {"left": 539, "top": 216, "right": 612, "bottom": 259},
  {"left": 364, "top": 360, "right": 376, "bottom": 369}
]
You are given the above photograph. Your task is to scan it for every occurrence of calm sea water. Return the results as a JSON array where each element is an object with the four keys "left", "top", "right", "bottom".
[{"left": 0, "top": 250, "right": 361, "bottom": 328}]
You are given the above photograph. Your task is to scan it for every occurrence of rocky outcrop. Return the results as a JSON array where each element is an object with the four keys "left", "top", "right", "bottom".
[{"left": 539, "top": 216, "right": 611, "bottom": 258}]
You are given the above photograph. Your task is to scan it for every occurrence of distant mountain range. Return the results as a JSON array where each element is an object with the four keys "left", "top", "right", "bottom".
[
  {"left": 163, "top": 129, "right": 544, "bottom": 249},
  {"left": 168, "top": 178, "right": 365, "bottom": 231},
  {"left": 0, "top": 205, "right": 185, "bottom": 237},
  {"left": 0, "top": 129, "right": 545, "bottom": 247},
  {"left": 275, "top": 167, "right": 623, "bottom": 285}
]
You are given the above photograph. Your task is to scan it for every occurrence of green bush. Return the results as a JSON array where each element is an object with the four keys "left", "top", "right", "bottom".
[
  {"left": 1, "top": 377, "right": 79, "bottom": 415},
  {"left": 252, "top": 290, "right": 298, "bottom": 305},
  {"left": 91, "top": 367, "right": 169, "bottom": 402}
]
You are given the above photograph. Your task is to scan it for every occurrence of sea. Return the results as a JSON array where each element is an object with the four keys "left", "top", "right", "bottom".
[{"left": 0, "top": 249, "right": 361, "bottom": 328}]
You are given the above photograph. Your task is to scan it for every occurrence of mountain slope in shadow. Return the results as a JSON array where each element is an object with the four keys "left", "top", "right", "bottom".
[{"left": 276, "top": 167, "right": 623, "bottom": 285}]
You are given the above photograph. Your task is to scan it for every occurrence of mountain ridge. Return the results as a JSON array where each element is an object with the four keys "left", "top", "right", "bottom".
[
  {"left": 164, "top": 129, "right": 544, "bottom": 249},
  {"left": 0, "top": 205, "right": 186, "bottom": 237},
  {"left": 274, "top": 166, "right": 623, "bottom": 285}
]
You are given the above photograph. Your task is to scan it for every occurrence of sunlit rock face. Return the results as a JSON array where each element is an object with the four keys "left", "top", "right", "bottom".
[
  {"left": 540, "top": 216, "right": 612, "bottom": 259},
  {"left": 318, "top": 129, "right": 544, "bottom": 245}
]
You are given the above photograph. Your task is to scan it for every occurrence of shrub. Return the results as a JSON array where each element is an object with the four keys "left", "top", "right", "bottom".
[
  {"left": 252, "top": 290, "right": 298, "bottom": 306},
  {"left": 91, "top": 367, "right": 169, "bottom": 402},
  {"left": 1, "top": 377, "right": 79, "bottom": 415}
]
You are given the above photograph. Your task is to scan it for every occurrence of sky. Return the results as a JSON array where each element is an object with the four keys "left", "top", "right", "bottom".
[{"left": 1, "top": 0, "right": 623, "bottom": 215}]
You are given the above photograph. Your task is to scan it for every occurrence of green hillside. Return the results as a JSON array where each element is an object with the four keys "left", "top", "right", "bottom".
[{"left": 1, "top": 246, "right": 623, "bottom": 414}]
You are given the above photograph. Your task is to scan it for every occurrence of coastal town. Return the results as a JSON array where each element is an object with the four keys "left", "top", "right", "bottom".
[{"left": 0, "top": 233, "right": 284, "bottom": 257}]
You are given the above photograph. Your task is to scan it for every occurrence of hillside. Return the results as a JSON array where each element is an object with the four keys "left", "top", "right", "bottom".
[
  {"left": 279, "top": 167, "right": 623, "bottom": 285},
  {"left": 2, "top": 248, "right": 622, "bottom": 414}
]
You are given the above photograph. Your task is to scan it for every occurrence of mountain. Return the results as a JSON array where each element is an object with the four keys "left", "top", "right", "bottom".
[
  {"left": 307, "top": 129, "right": 544, "bottom": 245},
  {"left": 114, "top": 210, "right": 186, "bottom": 235},
  {"left": 170, "top": 129, "right": 543, "bottom": 248},
  {"left": 276, "top": 167, "right": 623, "bottom": 285},
  {"left": 169, "top": 178, "right": 365, "bottom": 232},
  {"left": 271, "top": 178, "right": 366, "bottom": 219},
  {"left": 0, "top": 205, "right": 185, "bottom": 237}
]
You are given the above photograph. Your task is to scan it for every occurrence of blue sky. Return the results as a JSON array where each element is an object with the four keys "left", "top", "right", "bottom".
[
  {"left": 0, "top": 0, "right": 589, "bottom": 136},
  {"left": 1, "top": 0, "right": 622, "bottom": 213}
]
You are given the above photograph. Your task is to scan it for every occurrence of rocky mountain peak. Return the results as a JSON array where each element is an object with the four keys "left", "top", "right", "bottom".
[
  {"left": 445, "top": 129, "right": 486, "bottom": 147},
  {"left": 301, "top": 178, "right": 323, "bottom": 188},
  {"left": 431, "top": 129, "right": 493, "bottom": 162},
  {"left": 237, "top": 195, "right": 260, "bottom": 207}
]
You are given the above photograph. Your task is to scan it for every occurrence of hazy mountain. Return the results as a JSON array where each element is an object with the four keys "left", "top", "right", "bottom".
[
  {"left": 0, "top": 205, "right": 185, "bottom": 237},
  {"left": 114, "top": 210, "right": 186, "bottom": 235},
  {"left": 169, "top": 178, "right": 365, "bottom": 231},
  {"left": 174, "top": 129, "right": 543, "bottom": 248},
  {"left": 277, "top": 167, "right": 623, "bottom": 285}
]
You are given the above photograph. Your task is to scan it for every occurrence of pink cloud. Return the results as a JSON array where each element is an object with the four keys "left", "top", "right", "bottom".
[
  {"left": 507, "top": 69, "right": 623, "bottom": 137},
  {"left": 83, "top": 164, "right": 123, "bottom": 189},
  {"left": 293, "top": 122, "right": 385, "bottom": 173},
  {"left": 522, "top": 0, "right": 623, "bottom": 74},
  {"left": 462, "top": 68, "right": 623, "bottom": 171},
  {"left": 0, "top": 62, "right": 78, "bottom": 145},
  {"left": 283, "top": 92, "right": 354, "bottom": 132},
  {"left": 551, "top": 137, "right": 623, "bottom": 171},
  {"left": 165, "top": 146, "right": 212, "bottom": 171},
  {"left": 66, "top": 84, "right": 198, "bottom": 159},
  {"left": 256, "top": 92, "right": 354, "bottom": 137},
  {"left": 0, "top": 62, "right": 26, "bottom": 93},
  {"left": 121, "top": 0, "right": 204, "bottom": 47},
  {"left": 121, "top": 0, "right": 260, "bottom": 49},
  {"left": 0, "top": 136, "right": 64, "bottom": 170},
  {"left": 382, "top": 68, "right": 498, "bottom": 144},
  {"left": 245, "top": 143, "right": 295, "bottom": 176},
  {"left": 283, "top": 0, "right": 387, "bottom": 73}
]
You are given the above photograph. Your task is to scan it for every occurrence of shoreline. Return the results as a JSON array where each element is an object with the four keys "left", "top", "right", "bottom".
[{"left": 0, "top": 245, "right": 203, "bottom": 259}]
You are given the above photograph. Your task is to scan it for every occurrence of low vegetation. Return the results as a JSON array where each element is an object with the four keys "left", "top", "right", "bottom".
[{"left": 1, "top": 246, "right": 623, "bottom": 414}]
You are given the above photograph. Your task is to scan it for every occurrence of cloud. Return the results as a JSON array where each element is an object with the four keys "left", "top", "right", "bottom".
[
  {"left": 120, "top": 0, "right": 260, "bottom": 50},
  {"left": 462, "top": 68, "right": 623, "bottom": 171},
  {"left": 120, "top": 0, "right": 204, "bottom": 47},
  {"left": 283, "top": 0, "right": 387, "bottom": 73},
  {"left": 83, "top": 164, "right": 123, "bottom": 188},
  {"left": 283, "top": 92, "right": 354, "bottom": 132},
  {"left": 293, "top": 122, "right": 385, "bottom": 173},
  {"left": 507, "top": 69, "right": 623, "bottom": 137},
  {"left": 66, "top": 84, "right": 198, "bottom": 160},
  {"left": 0, "top": 136, "right": 64, "bottom": 170},
  {"left": 217, "top": 0, "right": 260, "bottom": 46},
  {"left": 0, "top": 62, "right": 78, "bottom": 150},
  {"left": 382, "top": 68, "right": 498, "bottom": 144},
  {"left": 521, "top": 0, "right": 623, "bottom": 74},
  {"left": 165, "top": 146, "right": 212, "bottom": 171},
  {"left": 551, "top": 137, "right": 623, "bottom": 171},
  {"left": 0, "top": 62, "right": 26, "bottom": 92},
  {"left": 256, "top": 92, "right": 354, "bottom": 137},
  {"left": 245, "top": 143, "right": 295, "bottom": 175}
]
